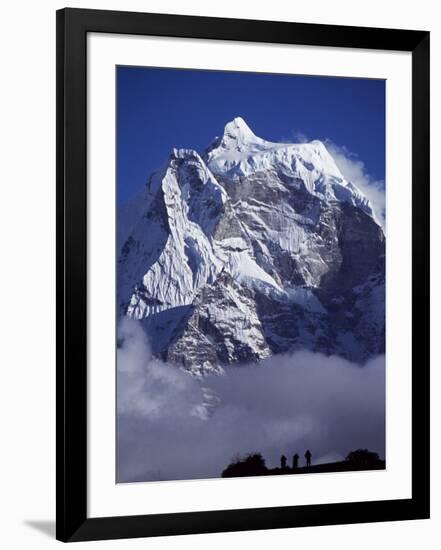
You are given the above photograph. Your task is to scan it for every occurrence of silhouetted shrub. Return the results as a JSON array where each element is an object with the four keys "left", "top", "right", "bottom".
[
  {"left": 222, "top": 453, "right": 267, "bottom": 477},
  {"left": 346, "top": 449, "right": 380, "bottom": 466}
]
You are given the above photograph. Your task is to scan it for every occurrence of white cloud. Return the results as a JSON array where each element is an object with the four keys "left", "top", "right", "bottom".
[
  {"left": 288, "top": 130, "right": 309, "bottom": 143},
  {"left": 117, "top": 319, "right": 385, "bottom": 483}
]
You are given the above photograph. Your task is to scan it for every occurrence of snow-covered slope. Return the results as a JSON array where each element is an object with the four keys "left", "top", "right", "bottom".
[{"left": 118, "top": 117, "right": 385, "bottom": 374}]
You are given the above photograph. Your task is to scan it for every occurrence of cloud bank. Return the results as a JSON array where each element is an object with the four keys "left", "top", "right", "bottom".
[{"left": 117, "top": 318, "right": 385, "bottom": 483}]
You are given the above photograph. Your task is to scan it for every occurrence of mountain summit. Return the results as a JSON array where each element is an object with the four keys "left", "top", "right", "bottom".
[
  {"left": 118, "top": 118, "right": 385, "bottom": 375},
  {"left": 220, "top": 116, "right": 257, "bottom": 144},
  {"left": 205, "top": 118, "right": 374, "bottom": 219}
]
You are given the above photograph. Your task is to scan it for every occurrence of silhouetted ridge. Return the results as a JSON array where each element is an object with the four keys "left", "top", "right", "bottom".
[{"left": 221, "top": 449, "right": 385, "bottom": 478}]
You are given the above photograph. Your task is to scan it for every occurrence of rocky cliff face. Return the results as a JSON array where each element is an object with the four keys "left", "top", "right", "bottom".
[{"left": 118, "top": 117, "right": 385, "bottom": 375}]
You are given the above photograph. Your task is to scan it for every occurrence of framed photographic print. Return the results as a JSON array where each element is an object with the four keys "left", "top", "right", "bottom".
[{"left": 56, "top": 8, "right": 430, "bottom": 542}]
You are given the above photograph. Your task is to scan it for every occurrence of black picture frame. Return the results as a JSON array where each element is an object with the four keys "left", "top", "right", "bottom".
[{"left": 56, "top": 7, "right": 430, "bottom": 542}]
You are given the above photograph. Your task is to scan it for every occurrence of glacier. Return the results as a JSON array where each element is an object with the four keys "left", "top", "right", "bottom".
[{"left": 118, "top": 117, "right": 385, "bottom": 374}]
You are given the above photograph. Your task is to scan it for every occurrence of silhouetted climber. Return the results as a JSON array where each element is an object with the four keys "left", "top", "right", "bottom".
[
  {"left": 280, "top": 455, "right": 287, "bottom": 469},
  {"left": 292, "top": 453, "right": 299, "bottom": 469},
  {"left": 305, "top": 449, "right": 312, "bottom": 467}
]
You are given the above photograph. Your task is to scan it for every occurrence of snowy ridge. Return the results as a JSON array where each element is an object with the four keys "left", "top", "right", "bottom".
[{"left": 122, "top": 149, "right": 225, "bottom": 319}]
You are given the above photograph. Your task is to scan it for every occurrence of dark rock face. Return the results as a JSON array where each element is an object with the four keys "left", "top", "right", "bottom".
[{"left": 165, "top": 273, "right": 271, "bottom": 375}]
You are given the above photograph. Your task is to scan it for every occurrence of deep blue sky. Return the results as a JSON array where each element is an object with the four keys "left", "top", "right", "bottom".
[{"left": 117, "top": 66, "right": 385, "bottom": 204}]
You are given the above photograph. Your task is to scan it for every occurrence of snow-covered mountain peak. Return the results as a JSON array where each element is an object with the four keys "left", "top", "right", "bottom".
[
  {"left": 203, "top": 120, "right": 374, "bottom": 220},
  {"left": 205, "top": 117, "right": 266, "bottom": 161},
  {"left": 222, "top": 116, "right": 258, "bottom": 143},
  {"left": 119, "top": 118, "right": 385, "bottom": 372}
]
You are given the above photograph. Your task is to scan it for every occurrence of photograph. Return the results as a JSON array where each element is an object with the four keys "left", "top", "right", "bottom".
[
  {"left": 116, "top": 66, "right": 386, "bottom": 484},
  {"left": 0, "top": 0, "right": 434, "bottom": 546}
]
